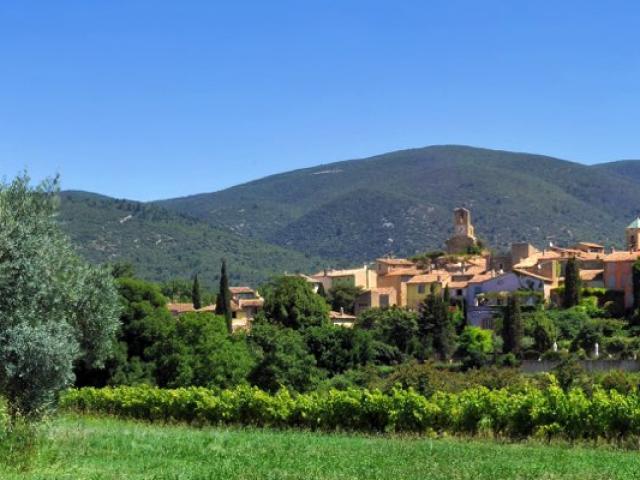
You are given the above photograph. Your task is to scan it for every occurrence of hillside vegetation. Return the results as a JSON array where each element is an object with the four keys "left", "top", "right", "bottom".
[
  {"left": 157, "top": 145, "right": 640, "bottom": 262},
  {"left": 58, "top": 192, "right": 329, "bottom": 287}
]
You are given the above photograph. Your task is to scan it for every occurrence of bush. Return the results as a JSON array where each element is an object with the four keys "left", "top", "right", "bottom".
[{"left": 60, "top": 382, "right": 640, "bottom": 441}]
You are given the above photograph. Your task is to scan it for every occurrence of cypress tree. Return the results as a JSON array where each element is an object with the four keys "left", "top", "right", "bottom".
[
  {"left": 215, "top": 259, "right": 233, "bottom": 333},
  {"left": 191, "top": 273, "right": 202, "bottom": 310},
  {"left": 502, "top": 294, "right": 523, "bottom": 355},
  {"left": 317, "top": 282, "right": 326, "bottom": 298},
  {"left": 418, "top": 283, "right": 454, "bottom": 361},
  {"left": 633, "top": 259, "right": 640, "bottom": 311},
  {"left": 563, "top": 256, "right": 582, "bottom": 308}
]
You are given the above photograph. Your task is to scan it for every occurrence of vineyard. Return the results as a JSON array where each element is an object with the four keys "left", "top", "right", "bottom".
[{"left": 62, "top": 381, "right": 640, "bottom": 441}]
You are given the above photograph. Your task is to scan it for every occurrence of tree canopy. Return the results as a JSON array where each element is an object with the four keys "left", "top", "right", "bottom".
[{"left": 0, "top": 175, "right": 121, "bottom": 416}]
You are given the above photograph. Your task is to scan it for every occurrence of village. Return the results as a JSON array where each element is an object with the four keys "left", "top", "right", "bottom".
[{"left": 165, "top": 207, "right": 640, "bottom": 331}]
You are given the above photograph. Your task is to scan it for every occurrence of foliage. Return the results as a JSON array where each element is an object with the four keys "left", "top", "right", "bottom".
[
  {"left": 418, "top": 286, "right": 455, "bottom": 360},
  {"left": 58, "top": 192, "right": 330, "bottom": 287},
  {"left": 154, "top": 145, "right": 640, "bottom": 263},
  {"left": 456, "top": 327, "right": 493, "bottom": 370},
  {"left": 215, "top": 260, "right": 232, "bottom": 333},
  {"left": 191, "top": 274, "right": 202, "bottom": 310},
  {"left": 260, "top": 276, "right": 329, "bottom": 330},
  {"left": 147, "top": 313, "right": 254, "bottom": 389},
  {"left": 303, "top": 325, "right": 373, "bottom": 375},
  {"left": 358, "top": 308, "right": 419, "bottom": 358},
  {"left": 247, "top": 322, "right": 322, "bottom": 392},
  {"left": 545, "top": 308, "right": 590, "bottom": 340},
  {"left": 0, "top": 175, "right": 121, "bottom": 417},
  {"left": 61, "top": 380, "right": 640, "bottom": 441},
  {"left": 529, "top": 312, "right": 556, "bottom": 353},
  {"left": 327, "top": 284, "right": 363, "bottom": 314},
  {"left": 501, "top": 295, "right": 523, "bottom": 355},
  {"left": 563, "top": 257, "right": 582, "bottom": 308}
]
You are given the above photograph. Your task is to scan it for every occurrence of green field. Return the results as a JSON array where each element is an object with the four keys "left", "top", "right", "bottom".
[{"left": 4, "top": 415, "right": 640, "bottom": 480}]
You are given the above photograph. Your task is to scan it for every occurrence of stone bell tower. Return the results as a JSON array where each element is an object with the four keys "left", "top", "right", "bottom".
[
  {"left": 445, "top": 207, "right": 477, "bottom": 254},
  {"left": 626, "top": 218, "right": 640, "bottom": 251}
]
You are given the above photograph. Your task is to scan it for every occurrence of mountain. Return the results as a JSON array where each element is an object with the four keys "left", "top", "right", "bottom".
[
  {"left": 58, "top": 192, "right": 331, "bottom": 287},
  {"left": 592, "top": 160, "right": 640, "bottom": 184},
  {"left": 156, "top": 145, "right": 640, "bottom": 262}
]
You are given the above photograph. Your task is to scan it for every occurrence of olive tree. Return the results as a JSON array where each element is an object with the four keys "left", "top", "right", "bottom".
[{"left": 0, "top": 175, "right": 120, "bottom": 417}]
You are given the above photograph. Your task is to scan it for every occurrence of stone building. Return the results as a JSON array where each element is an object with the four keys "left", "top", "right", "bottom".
[{"left": 445, "top": 207, "right": 478, "bottom": 254}]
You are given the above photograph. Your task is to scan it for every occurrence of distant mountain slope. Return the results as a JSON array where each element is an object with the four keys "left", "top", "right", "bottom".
[
  {"left": 591, "top": 160, "right": 640, "bottom": 185},
  {"left": 156, "top": 145, "right": 640, "bottom": 261},
  {"left": 58, "top": 192, "right": 331, "bottom": 287}
]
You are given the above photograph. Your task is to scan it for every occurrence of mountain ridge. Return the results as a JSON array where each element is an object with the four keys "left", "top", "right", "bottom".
[{"left": 57, "top": 145, "right": 640, "bottom": 283}]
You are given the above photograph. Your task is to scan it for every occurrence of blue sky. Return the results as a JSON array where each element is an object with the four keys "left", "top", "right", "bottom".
[{"left": 1, "top": 1, "right": 639, "bottom": 201}]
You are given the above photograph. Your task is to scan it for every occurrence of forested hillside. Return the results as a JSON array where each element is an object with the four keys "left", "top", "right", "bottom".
[
  {"left": 58, "top": 192, "right": 331, "bottom": 287},
  {"left": 156, "top": 145, "right": 640, "bottom": 261}
]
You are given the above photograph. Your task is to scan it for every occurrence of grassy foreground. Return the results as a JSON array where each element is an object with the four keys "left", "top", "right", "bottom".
[{"left": 4, "top": 415, "right": 640, "bottom": 480}]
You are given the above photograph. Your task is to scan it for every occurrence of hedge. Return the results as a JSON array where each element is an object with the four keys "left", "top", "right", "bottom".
[{"left": 60, "top": 383, "right": 640, "bottom": 440}]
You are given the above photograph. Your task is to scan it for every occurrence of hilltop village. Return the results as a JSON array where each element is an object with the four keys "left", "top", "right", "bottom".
[{"left": 168, "top": 207, "right": 640, "bottom": 331}]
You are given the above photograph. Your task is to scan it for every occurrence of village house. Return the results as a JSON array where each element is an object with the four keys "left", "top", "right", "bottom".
[
  {"left": 604, "top": 251, "right": 639, "bottom": 309},
  {"left": 229, "top": 286, "right": 264, "bottom": 328},
  {"left": 354, "top": 287, "right": 397, "bottom": 315},
  {"left": 465, "top": 271, "right": 546, "bottom": 328},
  {"left": 311, "top": 265, "right": 377, "bottom": 291},
  {"left": 330, "top": 308, "right": 357, "bottom": 327},
  {"left": 404, "top": 271, "right": 451, "bottom": 311}
]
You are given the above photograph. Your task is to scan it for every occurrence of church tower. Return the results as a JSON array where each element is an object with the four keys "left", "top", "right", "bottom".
[
  {"left": 626, "top": 218, "right": 640, "bottom": 251},
  {"left": 446, "top": 207, "right": 478, "bottom": 254}
]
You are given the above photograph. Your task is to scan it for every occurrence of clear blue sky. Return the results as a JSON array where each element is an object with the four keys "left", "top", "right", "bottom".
[{"left": 1, "top": 1, "right": 639, "bottom": 201}]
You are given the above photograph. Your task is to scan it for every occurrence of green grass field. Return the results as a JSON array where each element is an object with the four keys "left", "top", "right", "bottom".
[{"left": 4, "top": 415, "right": 640, "bottom": 480}]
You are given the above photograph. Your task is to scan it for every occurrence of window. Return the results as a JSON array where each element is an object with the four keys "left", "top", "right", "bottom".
[
  {"left": 457, "top": 289, "right": 463, "bottom": 296},
  {"left": 379, "top": 294, "right": 389, "bottom": 308},
  {"left": 417, "top": 285, "right": 425, "bottom": 294}
]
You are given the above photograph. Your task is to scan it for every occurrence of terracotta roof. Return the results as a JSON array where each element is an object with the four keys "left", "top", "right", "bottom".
[
  {"left": 467, "top": 272, "right": 506, "bottom": 284},
  {"left": 238, "top": 298, "right": 264, "bottom": 308},
  {"left": 513, "top": 268, "right": 554, "bottom": 283},
  {"left": 575, "top": 241, "right": 604, "bottom": 249},
  {"left": 407, "top": 272, "right": 451, "bottom": 284},
  {"left": 330, "top": 310, "right": 356, "bottom": 320},
  {"left": 447, "top": 280, "right": 469, "bottom": 289},
  {"left": 167, "top": 303, "right": 216, "bottom": 314},
  {"left": 580, "top": 269, "right": 604, "bottom": 281},
  {"left": 229, "top": 286, "right": 255, "bottom": 294},
  {"left": 604, "top": 251, "right": 640, "bottom": 262},
  {"left": 376, "top": 258, "right": 415, "bottom": 266},
  {"left": 313, "top": 267, "right": 367, "bottom": 278},
  {"left": 382, "top": 268, "right": 425, "bottom": 277}
]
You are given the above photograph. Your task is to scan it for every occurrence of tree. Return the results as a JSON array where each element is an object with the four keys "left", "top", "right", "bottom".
[
  {"left": 75, "top": 277, "right": 172, "bottom": 388},
  {"left": 248, "top": 322, "right": 322, "bottom": 392},
  {"left": 501, "top": 294, "right": 523, "bottom": 355},
  {"left": 148, "top": 313, "right": 254, "bottom": 389},
  {"left": 215, "top": 259, "right": 233, "bottom": 333},
  {"left": 327, "top": 284, "right": 364, "bottom": 314},
  {"left": 316, "top": 282, "right": 327, "bottom": 298},
  {"left": 367, "top": 307, "right": 419, "bottom": 357},
  {"left": 0, "top": 175, "right": 121, "bottom": 417},
  {"left": 261, "top": 276, "right": 329, "bottom": 330},
  {"left": 191, "top": 273, "right": 202, "bottom": 310},
  {"left": 633, "top": 259, "right": 640, "bottom": 311},
  {"left": 418, "top": 284, "right": 455, "bottom": 361},
  {"left": 530, "top": 312, "right": 556, "bottom": 353},
  {"left": 304, "top": 325, "right": 373, "bottom": 375},
  {"left": 456, "top": 326, "right": 493, "bottom": 370},
  {"left": 563, "top": 257, "right": 582, "bottom": 308}
]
